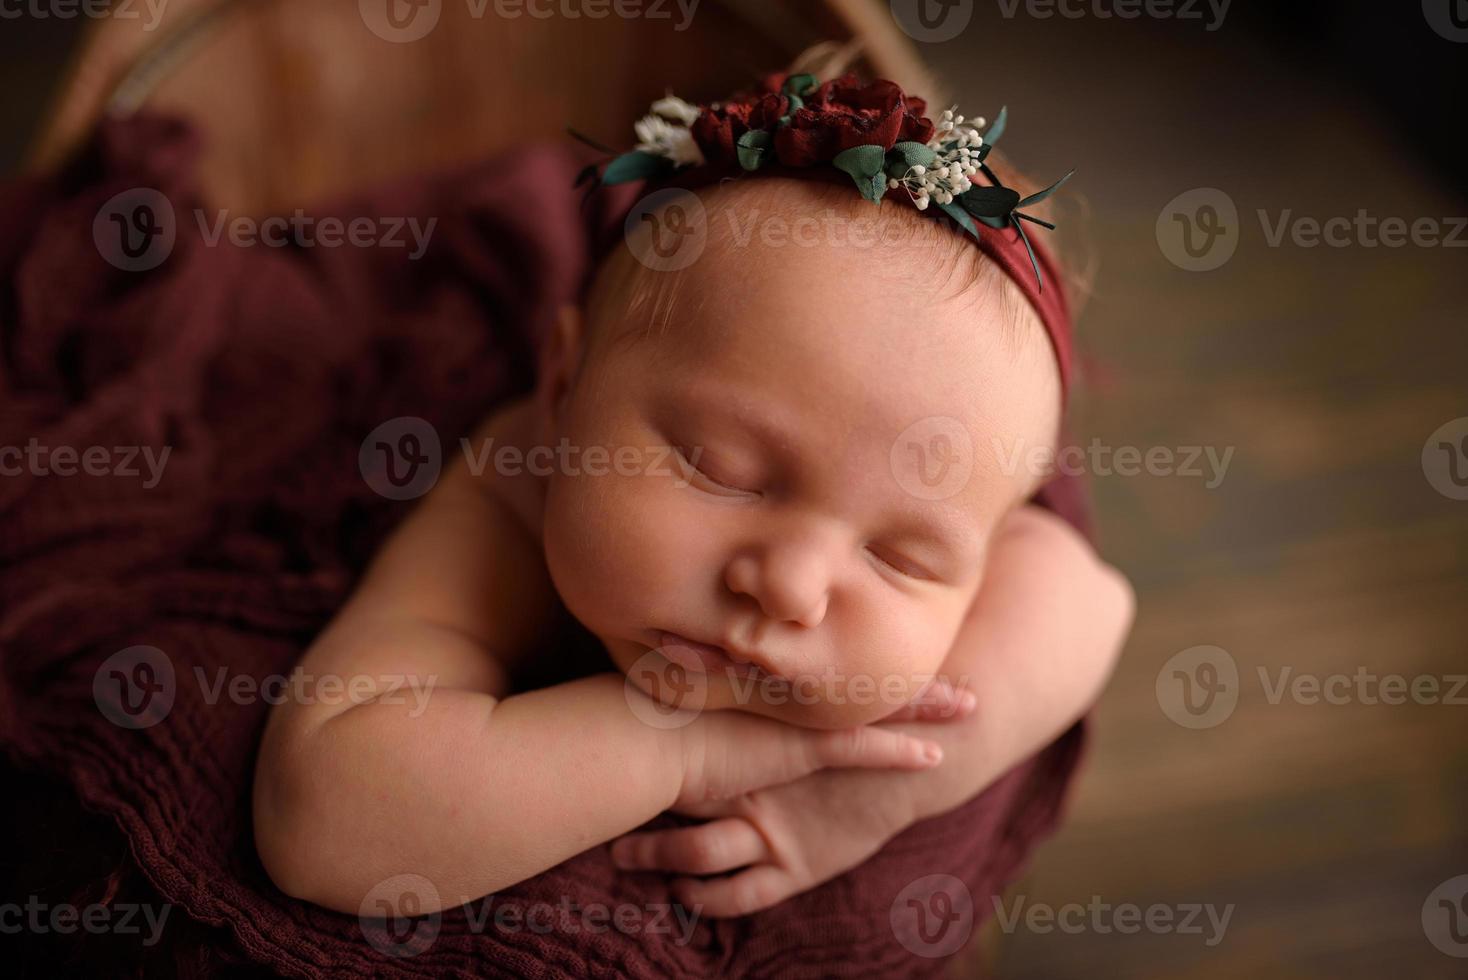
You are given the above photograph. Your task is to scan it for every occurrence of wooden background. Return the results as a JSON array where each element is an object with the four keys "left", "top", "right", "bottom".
[
  {"left": 928, "top": 10, "right": 1468, "bottom": 979},
  {"left": 3, "top": 2, "right": 1465, "bottom": 977}
]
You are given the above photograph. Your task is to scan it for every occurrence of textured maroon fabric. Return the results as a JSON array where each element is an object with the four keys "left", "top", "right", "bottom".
[{"left": 0, "top": 113, "right": 1087, "bottom": 978}]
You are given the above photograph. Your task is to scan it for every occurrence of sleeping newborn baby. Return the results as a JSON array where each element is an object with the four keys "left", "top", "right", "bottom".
[{"left": 253, "top": 71, "right": 1134, "bottom": 920}]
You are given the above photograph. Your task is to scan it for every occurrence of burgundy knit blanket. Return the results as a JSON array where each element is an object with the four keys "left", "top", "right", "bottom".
[{"left": 0, "top": 113, "right": 1085, "bottom": 979}]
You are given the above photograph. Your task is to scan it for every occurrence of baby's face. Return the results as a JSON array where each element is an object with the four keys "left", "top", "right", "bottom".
[{"left": 539, "top": 184, "right": 1061, "bottom": 728}]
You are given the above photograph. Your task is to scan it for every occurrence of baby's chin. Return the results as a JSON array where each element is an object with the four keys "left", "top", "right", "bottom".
[
  {"left": 603, "top": 636, "right": 913, "bottom": 730},
  {"left": 700, "top": 678, "right": 901, "bottom": 729}
]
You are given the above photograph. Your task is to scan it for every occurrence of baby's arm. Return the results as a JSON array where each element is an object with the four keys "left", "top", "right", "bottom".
[
  {"left": 253, "top": 421, "right": 943, "bottom": 915},
  {"left": 884, "top": 502, "right": 1134, "bottom": 822}
]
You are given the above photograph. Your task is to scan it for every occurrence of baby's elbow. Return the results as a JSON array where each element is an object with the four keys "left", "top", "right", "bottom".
[{"left": 252, "top": 728, "right": 354, "bottom": 912}]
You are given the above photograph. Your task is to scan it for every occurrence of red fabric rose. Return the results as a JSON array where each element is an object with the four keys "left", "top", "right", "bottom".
[
  {"left": 687, "top": 73, "right": 936, "bottom": 170},
  {"left": 773, "top": 74, "right": 935, "bottom": 166},
  {"left": 690, "top": 91, "right": 789, "bottom": 167}
]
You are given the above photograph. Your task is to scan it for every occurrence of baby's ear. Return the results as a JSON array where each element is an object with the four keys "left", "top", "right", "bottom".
[{"left": 536, "top": 304, "right": 586, "bottom": 432}]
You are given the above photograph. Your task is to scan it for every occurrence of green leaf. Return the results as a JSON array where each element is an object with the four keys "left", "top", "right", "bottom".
[
  {"left": 983, "top": 105, "right": 1008, "bottom": 147},
  {"left": 1015, "top": 212, "right": 1057, "bottom": 231},
  {"left": 566, "top": 127, "right": 615, "bottom": 154},
  {"left": 976, "top": 215, "right": 1008, "bottom": 229},
  {"left": 936, "top": 200, "right": 980, "bottom": 239},
  {"left": 884, "top": 141, "right": 937, "bottom": 178},
  {"left": 1017, "top": 169, "right": 1075, "bottom": 209},
  {"left": 960, "top": 184, "right": 1021, "bottom": 218},
  {"left": 833, "top": 144, "right": 889, "bottom": 204},
  {"left": 601, "top": 150, "right": 674, "bottom": 185},
  {"left": 1012, "top": 218, "right": 1046, "bottom": 293},
  {"left": 573, "top": 162, "right": 600, "bottom": 188},
  {"left": 736, "top": 130, "right": 773, "bottom": 171},
  {"left": 782, "top": 73, "right": 817, "bottom": 98}
]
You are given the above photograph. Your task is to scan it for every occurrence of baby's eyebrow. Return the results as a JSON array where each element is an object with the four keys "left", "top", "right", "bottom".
[{"left": 882, "top": 503, "right": 985, "bottom": 559}]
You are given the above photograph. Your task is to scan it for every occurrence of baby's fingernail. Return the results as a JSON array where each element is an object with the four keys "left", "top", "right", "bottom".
[
  {"left": 610, "top": 840, "right": 634, "bottom": 868},
  {"left": 923, "top": 742, "right": 943, "bottom": 764},
  {"left": 959, "top": 690, "right": 977, "bottom": 713}
]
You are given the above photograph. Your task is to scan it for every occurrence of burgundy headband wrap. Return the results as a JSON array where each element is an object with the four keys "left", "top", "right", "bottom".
[{"left": 580, "top": 72, "right": 1077, "bottom": 399}]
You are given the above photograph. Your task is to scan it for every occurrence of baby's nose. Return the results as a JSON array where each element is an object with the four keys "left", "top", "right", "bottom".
[{"left": 724, "top": 542, "right": 831, "bottom": 628}]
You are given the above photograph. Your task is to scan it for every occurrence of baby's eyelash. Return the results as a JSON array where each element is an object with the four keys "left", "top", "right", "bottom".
[
  {"left": 675, "top": 445, "right": 758, "bottom": 496},
  {"left": 865, "top": 544, "right": 934, "bottom": 582}
]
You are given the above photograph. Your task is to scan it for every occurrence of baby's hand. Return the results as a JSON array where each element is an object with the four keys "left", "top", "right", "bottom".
[
  {"left": 672, "top": 704, "right": 949, "bottom": 811},
  {"left": 613, "top": 758, "right": 922, "bottom": 917},
  {"left": 614, "top": 681, "right": 976, "bottom": 916}
]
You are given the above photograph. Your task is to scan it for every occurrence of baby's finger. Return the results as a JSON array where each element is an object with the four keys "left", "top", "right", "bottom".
[
  {"left": 610, "top": 818, "right": 768, "bottom": 875},
  {"left": 812, "top": 726, "right": 942, "bottom": 771},
  {"left": 883, "top": 678, "right": 977, "bottom": 723},
  {"left": 672, "top": 865, "right": 798, "bottom": 918}
]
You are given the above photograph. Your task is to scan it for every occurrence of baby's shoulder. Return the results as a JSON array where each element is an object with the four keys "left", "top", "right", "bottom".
[{"left": 471, "top": 395, "right": 546, "bottom": 542}]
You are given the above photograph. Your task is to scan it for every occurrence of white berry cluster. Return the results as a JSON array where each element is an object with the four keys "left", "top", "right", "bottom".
[{"left": 888, "top": 108, "right": 987, "bottom": 211}]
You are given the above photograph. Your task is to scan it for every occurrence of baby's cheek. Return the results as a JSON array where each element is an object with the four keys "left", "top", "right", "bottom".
[
  {"left": 542, "top": 469, "right": 714, "bottom": 636},
  {"left": 847, "top": 604, "right": 955, "bottom": 694}
]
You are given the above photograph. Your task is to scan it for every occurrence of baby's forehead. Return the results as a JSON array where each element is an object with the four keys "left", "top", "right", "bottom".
[{"left": 591, "top": 174, "right": 1056, "bottom": 414}]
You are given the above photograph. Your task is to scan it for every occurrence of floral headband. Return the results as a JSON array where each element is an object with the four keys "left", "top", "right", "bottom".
[{"left": 574, "top": 72, "right": 1077, "bottom": 393}]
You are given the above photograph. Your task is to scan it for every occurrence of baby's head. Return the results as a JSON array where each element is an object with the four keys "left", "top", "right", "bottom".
[{"left": 533, "top": 171, "right": 1066, "bottom": 728}]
